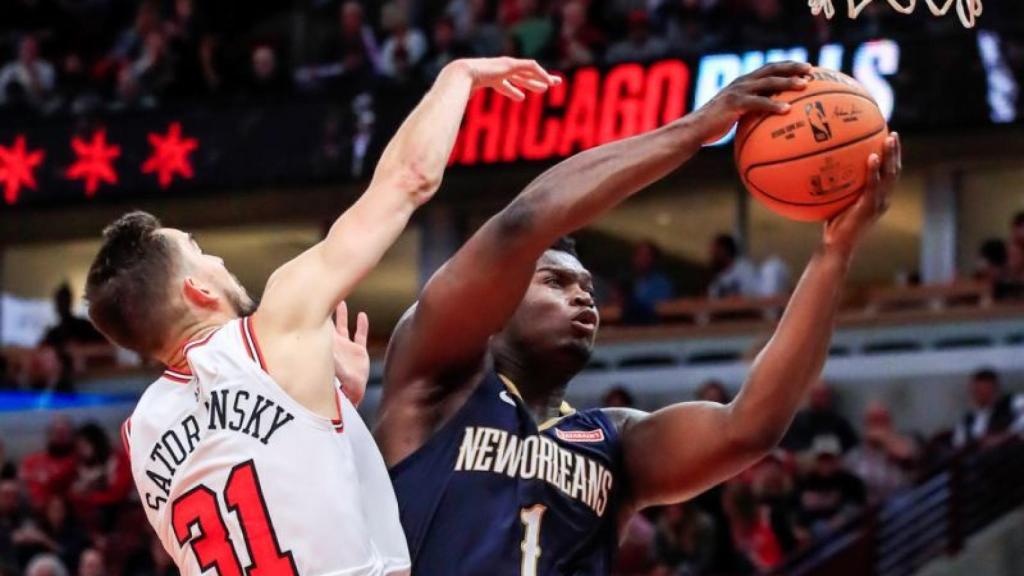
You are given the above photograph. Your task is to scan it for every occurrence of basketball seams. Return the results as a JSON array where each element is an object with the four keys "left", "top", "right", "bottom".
[
  {"left": 742, "top": 126, "right": 887, "bottom": 207},
  {"left": 735, "top": 90, "right": 882, "bottom": 164}
]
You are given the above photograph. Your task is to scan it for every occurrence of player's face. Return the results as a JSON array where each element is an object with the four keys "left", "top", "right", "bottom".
[
  {"left": 161, "top": 229, "right": 256, "bottom": 318},
  {"left": 505, "top": 250, "right": 598, "bottom": 363}
]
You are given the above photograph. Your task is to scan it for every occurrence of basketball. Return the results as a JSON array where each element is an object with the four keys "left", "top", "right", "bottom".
[{"left": 735, "top": 67, "right": 889, "bottom": 222}]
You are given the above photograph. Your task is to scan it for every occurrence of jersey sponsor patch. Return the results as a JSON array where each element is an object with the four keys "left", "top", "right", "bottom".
[{"left": 554, "top": 428, "right": 605, "bottom": 443}]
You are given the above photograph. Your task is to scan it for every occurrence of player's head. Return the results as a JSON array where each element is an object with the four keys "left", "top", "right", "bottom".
[
  {"left": 492, "top": 237, "right": 598, "bottom": 374},
  {"left": 85, "top": 211, "right": 254, "bottom": 360},
  {"left": 969, "top": 368, "right": 1000, "bottom": 409}
]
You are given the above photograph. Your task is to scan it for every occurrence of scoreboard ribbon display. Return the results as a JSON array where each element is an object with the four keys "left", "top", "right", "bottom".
[{"left": 0, "top": 34, "right": 1020, "bottom": 209}]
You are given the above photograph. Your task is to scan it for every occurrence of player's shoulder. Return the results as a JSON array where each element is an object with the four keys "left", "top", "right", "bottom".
[
  {"left": 130, "top": 373, "right": 195, "bottom": 439},
  {"left": 597, "top": 407, "right": 649, "bottom": 435}
]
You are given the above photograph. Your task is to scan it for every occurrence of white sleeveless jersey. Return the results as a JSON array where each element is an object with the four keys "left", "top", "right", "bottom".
[{"left": 122, "top": 318, "right": 410, "bottom": 576}]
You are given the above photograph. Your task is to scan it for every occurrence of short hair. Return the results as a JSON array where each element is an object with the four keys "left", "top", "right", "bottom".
[
  {"left": 713, "top": 233, "right": 738, "bottom": 258},
  {"left": 85, "top": 211, "right": 181, "bottom": 358},
  {"left": 549, "top": 236, "right": 579, "bottom": 260},
  {"left": 972, "top": 368, "right": 999, "bottom": 385},
  {"left": 979, "top": 239, "right": 1007, "bottom": 267}
]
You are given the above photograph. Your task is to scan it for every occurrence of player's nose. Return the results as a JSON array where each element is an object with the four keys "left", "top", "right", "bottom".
[{"left": 571, "top": 288, "right": 594, "bottom": 309}]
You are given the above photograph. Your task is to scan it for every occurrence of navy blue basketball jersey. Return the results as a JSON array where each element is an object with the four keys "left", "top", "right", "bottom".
[{"left": 390, "top": 370, "right": 625, "bottom": 575}]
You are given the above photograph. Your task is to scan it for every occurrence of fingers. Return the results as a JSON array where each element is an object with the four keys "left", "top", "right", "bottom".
[
  {"left": 510, "top": 75, "right": 552, "bottom": 93},
  {"left": 514, "top": 59, "right": 561, "bottom": 86},
  {"left": 863, "top": 152, "right": 883, "bottom": 213},
  {"left": 354, "top": 312, "right": 369, "bottom": 347},
  {"left": 745, "top": 75, "right": 809, "bottom": 95},
  {"left": 737, "top": 94, "right": 790, "bottom": 115},
  {"left": 749, "top": 61, "right": 813, "bottom": 79},
  {"left": 334, "top": 301, "right": 349, "bottom": 340},
  {"left": 497, "top": 79, "right": 526, "bottom": 101}
]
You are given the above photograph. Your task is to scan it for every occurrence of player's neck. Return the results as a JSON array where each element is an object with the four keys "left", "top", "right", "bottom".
[
  {"left": 160, "top": 316, "right": 231, "bottom": 371},
  {"left": 494, "top": 351, "right": 575, "bottom": 423}
]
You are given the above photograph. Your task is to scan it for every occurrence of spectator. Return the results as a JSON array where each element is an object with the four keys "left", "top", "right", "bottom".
[
  {"left": 243, "top": 45, "right": 291, "bottom": 104},
  {"left": 24, "top": 553, "right": 69, "bottom": 576},
  {"left": 750, "top": 452, "right": 802, "bottom": 556},
  {"left": 0, "top": 441, "right": 14, "bottom": 481},
  {"left": 605, "top": 10, "right": 668, "bottom": 65},
  {"left": 613, "top": 512, "right": 656, "bottom": 575},
  {"left": 69, "top": 424, "right": 131, "bottom": 533},
  {"left": 378, "top": 2, "right": 428, "bottom": 79},
  {"left": 421, "top": 16, "right": 473, "bottom": 80},
  {"left": 332, "top": 1, "right": 382, "bottom": 77},
  {"left": 0, "top": 35, "right": 57, "bottom": 111},
  {"left": 122, "top": 535, "right": 177, "bottom": 576},
  {"left": 696, "top": 379, "right": 731, "bottom": 404},
  {"left": 622, "top": 241, "right": 675, "bottom": 325},
  {"left": 707, "top": 234, "right": 760, "bottom": 299},
  {"left": 722, "top": 481, "right": 781, "bottom": 573},
  {"left": 19, "top": 416, "right": 78, "bottom": 511},
  {"left": 759, "top": 255, "right": 793, "bottom": 297},
  {"left": 13, "top": 496, "right": 86, "bottom": 570},
  {"left": 653, "top": 502, "right": 717, "bottom": 574},
  {"left": 602, "top": 386, "right": 636, "bottom": 408},
  {"left": 0, "top": 479, "right": 25, "bottom": 569},
  {"left": 76, "top": 548, "right": 104, "bottom": 576},
  {"left": 781, "top": 382, "right": 860, "bottom": 456},
  {"left": 554, "top": 0, "right": 603, "bottom": 68},
  {"left": 975, "top": 238, "right": 1008, "bottom": 283},
  {"left": 109, "top": 1, "right": 161, "bottom": 66},
  {"left": 41, "top": 284, "right": 106, "bottom": 389},
  {"left": 952, "top": 368, "right": 1024, "bottom": 448},
  {"left": 794, "top": 436, "right": 867, "bottom": 539},
  {"left": 844, "top": 401, "right": 920, "bottom": 503},
  {"left": 449, "top": 0, "right": 504, "bottom": 56},
  {"left": 509, "top": 0, "right": 554, "bottom": 59}
]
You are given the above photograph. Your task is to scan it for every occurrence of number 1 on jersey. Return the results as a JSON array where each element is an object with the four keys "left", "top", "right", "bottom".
[{"left": 520, "top": 504, "right": 547, "bottom": 576}]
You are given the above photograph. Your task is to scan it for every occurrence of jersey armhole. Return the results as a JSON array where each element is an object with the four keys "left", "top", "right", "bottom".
[
  {"left": 120, "top": 418, "right": 132, "bottom": 460},
  {"left": 239, "top": 316, "right": 269, "bottom": 372}
]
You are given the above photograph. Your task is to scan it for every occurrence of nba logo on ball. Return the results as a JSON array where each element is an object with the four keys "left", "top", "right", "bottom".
[
  {"left": 735, "top": 67, "right": 888, "bottom": 222},
  {"left": 805, "top": 102, "right": 833, "bottom": 143}
]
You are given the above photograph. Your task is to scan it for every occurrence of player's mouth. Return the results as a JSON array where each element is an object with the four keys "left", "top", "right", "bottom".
[{"left": 570, "top": 309, "right": 598, "bottom": 335}]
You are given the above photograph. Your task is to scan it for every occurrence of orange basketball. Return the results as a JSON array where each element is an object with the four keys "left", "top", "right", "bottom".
[{"left": 735, "top": 67, "right": 888, "bottom": 222}]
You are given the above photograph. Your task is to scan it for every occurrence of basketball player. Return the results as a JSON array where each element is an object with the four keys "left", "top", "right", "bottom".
[
  {"left": 377, "top": 61, "right": 902, "bottom": 574},
  {"left": 83, "top": 58, "right": 560, "bottom": 576}
]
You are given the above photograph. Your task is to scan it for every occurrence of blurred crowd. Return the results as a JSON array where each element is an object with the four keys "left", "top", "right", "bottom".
[
  {"left": 1, "top": 368, "right": 1019, "bottom": 575},
  {"left": 603, "top": 368, "right": 1024, "bottom": 575},
  {"left": 0, "top": 0, "right": 972, "bottom": 116},
  {"left": 975, "top": 211, "right": 1024, "bottom": 300}
]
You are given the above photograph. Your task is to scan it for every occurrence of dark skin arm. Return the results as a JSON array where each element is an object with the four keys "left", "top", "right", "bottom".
[
  {"left": 612, "top": 133, "right": 902, "bottom": 517},
  {"left": 377, "top": 62, "right": 813, "bottom": 466}
]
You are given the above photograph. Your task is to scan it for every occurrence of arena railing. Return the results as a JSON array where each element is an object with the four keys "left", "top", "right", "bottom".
[{"left": 773, "top": 439, "right": 1024, "bottom": 576}]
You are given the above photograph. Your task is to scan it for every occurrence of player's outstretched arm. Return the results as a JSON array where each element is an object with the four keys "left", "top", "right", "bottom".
[
  {"left": 385, "top": 62, "right": 813, "bottom": 384},
  {"left": 257, "top": 58, "right": 560, "bottom": 335},
  {"left": 616, "top": 134, "right": 901, "bottom": 510}
]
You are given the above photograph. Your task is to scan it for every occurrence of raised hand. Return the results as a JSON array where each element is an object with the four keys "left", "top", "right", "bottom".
[
  {"left": 455, "top": 57, "right": 562, "bottom": 101},
  {"left": 824, "top": 132, "right": 901, "bottom": 255},
  {"left": 691, "top": 61, "right": 812, "bottom": 144},
  {"left": 332, "top": 301, "right": 370, "bottom": 407}
]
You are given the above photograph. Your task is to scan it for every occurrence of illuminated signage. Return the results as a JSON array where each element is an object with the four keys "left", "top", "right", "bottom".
[{"left": 450, "top": 39, "right": 901, "bottom": 166}]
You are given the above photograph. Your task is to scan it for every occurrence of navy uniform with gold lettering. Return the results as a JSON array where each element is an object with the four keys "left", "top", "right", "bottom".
[{"left": 390, "top": 370, "right": 623, "bottom": 575}]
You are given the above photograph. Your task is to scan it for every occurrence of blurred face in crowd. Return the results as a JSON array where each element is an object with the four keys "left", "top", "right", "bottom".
[
  {"left": 434, "top": 19, "right": 455, "bottom": 50},
  {"left": 562, "top": 1, "right": 586, "bottom": 31},
  {"left": 341, "top": 2, "right": 364, "bottom": 36},
  {"left": 175, "top": 0, "right": 193, "bottom": 20},
  {"left": 697, "top": 380, "right": 729, "bottom": 404},
  {"left": 969, "top": 375, "right": 999, "bottom": 409},
  {"left": 48, "top": 416, "right": 75, "bottom": 456},
  {"left": 814, "top": 452, "right": 841, "bottom": 476},
  {"left": 252, "top": 46, "right": 276, "bottom": 81},
  {"left": 0, "top": 480, "right": 19, "bottom": 516},
  {"left": 709, "top": 238, "right": 735, "bottom": 273},
  {"left": 1012, "top": 215, "right": 1024, "bottom": 247},
  {"left": 78, "top": 549, "right": 104, "bottom": 576},
  {"left": 602, "top": 388, "right": 633, "bottom": 408},
  {"left": 631, "top": 242, "right": 656, "bottom": 274},
  {"left": 19, "top": 36, "right": 40, "bottom": 64},
  {"left": 809, "top": 382, "right": 833, "bottom": 412},
  {"left": 494, "top": 250, "right": 598, "bottom": 372},
  {"left": 46, "top": 497, "right": 68, "bottom": 529},
  {"left": 136, "top": 3, "right": 160, "bottom": 35}
]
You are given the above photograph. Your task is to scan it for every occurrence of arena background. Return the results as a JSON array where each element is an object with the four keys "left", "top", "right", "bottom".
[{"left": 1, "top": 0, "right": 1023, "bottom": 575}]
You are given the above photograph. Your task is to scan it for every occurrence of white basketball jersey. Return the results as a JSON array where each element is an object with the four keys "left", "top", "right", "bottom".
[{"left": 122, "top": 318, "right": 410, "bottom": 576}]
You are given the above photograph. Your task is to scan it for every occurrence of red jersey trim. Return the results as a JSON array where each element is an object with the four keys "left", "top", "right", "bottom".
[
  {"left": 162, "top": 370, "right": 192, "bottom": 384},
  {"left": 241, "top": 316, "right": 268, "bottom": 372}
]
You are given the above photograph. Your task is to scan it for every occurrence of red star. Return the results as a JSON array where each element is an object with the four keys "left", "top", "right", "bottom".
[
  {"left": 0, "top": 136, "right": 45, "bottom": 205},
  {"left": 142, "top": 122, "right": 199, "bottom": 189},
  {"left": 67, "top": 129, "right": 121, "bottom": 197}
]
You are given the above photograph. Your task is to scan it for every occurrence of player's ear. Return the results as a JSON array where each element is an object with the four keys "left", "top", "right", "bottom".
[{"left": 182, "top": 277, "right": 218, "bottom": 309}]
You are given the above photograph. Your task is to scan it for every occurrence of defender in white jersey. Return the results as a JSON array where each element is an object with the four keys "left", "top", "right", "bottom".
[{"left": 83, "top": 58, "right": 560, "bottom": 576}]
